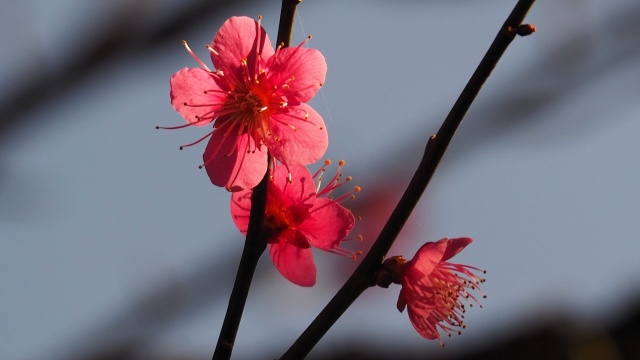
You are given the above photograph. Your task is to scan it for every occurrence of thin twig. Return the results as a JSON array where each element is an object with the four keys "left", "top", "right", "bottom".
[
  {"left": 212, "top": 1, "right": 301, "bottom": 359},
  {"left": 280, "top": 1, "right": 536, "bottom": 358}
]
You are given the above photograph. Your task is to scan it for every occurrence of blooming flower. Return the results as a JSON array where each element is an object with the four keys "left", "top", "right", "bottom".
[
  {"left": 380, "top": 238, "right": 486, "bottom": 345},
  {"left": 230, "top": 161, "right": 358, "bottom": 286},
  {"left": 168, "top": 16, "right": 328, "bottom": 191}
]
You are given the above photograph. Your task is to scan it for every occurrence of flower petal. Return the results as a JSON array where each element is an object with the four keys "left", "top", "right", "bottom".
[
  {"left": 442, "top": 237, "right": 473, "bottom": 262},
  {"left": 230, "top": 189, "right": 252, "bottom": 233},
  {"left": 271, "top": 165, "right": 315, "bottom": 209},
  {"left": 203, "top": 130, "right": 267, "bottom": 191},
  {"left": 406, "top": 239, "right": 448, "bottom": 279},
  {"left": 269, "top": 241, "right": 316, "bottom": 287},
  {"left": 278, "top": 228, "right": 311, "bottom": 249},
  {"left": 267, "top": 46, "right": 327, "bottom": 103},
  {"left": 170, "top": 68, "right": 224, "bottom": 126},
  {"left": 210, "top": 16, "right": 274, "bottom": 83},
  {"left": 297, "top": 198, "right": 354, "bottom": 251},
  {"left": 267, "top": 104, "right": 328, "bottom": 166},
  {"left": 407, "top": 304, "right": 440, "bottom": 341}
]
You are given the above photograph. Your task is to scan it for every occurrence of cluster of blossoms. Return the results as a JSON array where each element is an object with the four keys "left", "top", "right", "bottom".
[
  {"left": 167, "top": 16, "right": 356, "bottom": 285},
  {"left": 167, "top": 15, "right": 486, "bottom": 346}
]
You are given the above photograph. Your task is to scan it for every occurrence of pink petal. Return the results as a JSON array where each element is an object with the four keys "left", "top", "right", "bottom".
[
  {"left": 267, "top": 104, "right": 328, "bottom": 166},
  {"left": 407, "top": 305, "right": 440, "bottom": 340},
  {"left": 170, "top": 68, "right": 224, "bottom": 126},
  {"left": 267, "top": 47, "right": 327, "bottom": 103},
  {"left": 406, "top": 240, "right": 448, "bottom": 279},
  {"left": 441, "top": 237, "right": 473, "bottom": 261},
  {"left": 269, "top": 240, "right": 316, "bottom": 287},
  {"left": 210, "top": 17, "right": 274, "bottom": 83},
  {"left": 230, "top": 189, "right": 252, "bottom": 234},
  {"left": 271, "top": 165, "right": 316, "bottom": 209},
  {"left": 297, "top": 198, "right": 354, "bottom": 251},
  {"left": 203, "top": 130, "right": 267, "bottom": 191},
  {"left": 278, "top": 228, "right": 311, "bottom": 249}
]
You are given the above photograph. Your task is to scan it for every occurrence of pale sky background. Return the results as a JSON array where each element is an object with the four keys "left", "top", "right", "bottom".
[{"left": 1, "top": 0, "right": 639, "bottom": 359}]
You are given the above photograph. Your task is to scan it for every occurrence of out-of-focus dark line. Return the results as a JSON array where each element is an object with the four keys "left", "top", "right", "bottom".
[
  {"left": 388, "top": 3, "right": 640, "bottom": 175},
  {"left": 456, "top": 4, "right": 640, "bottom": 141},
  {"left": 0, "top": 0, "right": 255, "bottom": 143},
  {"left": 54, "top": 246, "right": 243, "bottom": 360}
]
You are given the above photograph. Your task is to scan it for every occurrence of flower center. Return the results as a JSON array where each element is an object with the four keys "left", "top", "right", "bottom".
[
  {"left": 264, "top": 202, "right": 293, "bottom": 240},
  {"left": 239, "top": 90, "right": 267, "bottom": 116}
]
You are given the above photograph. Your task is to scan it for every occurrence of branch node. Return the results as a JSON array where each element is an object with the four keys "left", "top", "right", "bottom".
[{"left": 516, "top": 24, "right": 536, "bottom": 36}]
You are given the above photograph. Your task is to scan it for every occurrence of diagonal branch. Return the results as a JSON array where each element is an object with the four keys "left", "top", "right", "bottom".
[{"left": 280, "top": 1, "right": 536, "bottom": 358}]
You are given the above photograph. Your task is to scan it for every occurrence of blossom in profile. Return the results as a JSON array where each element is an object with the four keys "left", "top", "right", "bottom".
[
  {"left": 167, "top": 16, "right": 328, "bottom": 191},
  {"left": 230, "top": 161, "right": 359, "bottom": 286},
  {"left": 379, "top": 238, "right": 486, "bottom": 345}
]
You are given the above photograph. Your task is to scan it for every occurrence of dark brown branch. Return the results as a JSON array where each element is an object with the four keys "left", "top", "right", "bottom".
[
  {"left": 280, "top": 1, "right": 536, "bottom": 358},
  {"left": 212, "top": 167, "right": 269, "bottom": 360},
  {"left": 277, "top": 0, "right": 301, "bottom": 46},
  {"left": 212, "top": 0, "right": 301, "bottom": 358}
]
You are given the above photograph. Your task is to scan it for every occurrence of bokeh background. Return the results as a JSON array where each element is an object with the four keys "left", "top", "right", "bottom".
[{"left": 2, "top": 0, "right": 640, "bottom": 359}]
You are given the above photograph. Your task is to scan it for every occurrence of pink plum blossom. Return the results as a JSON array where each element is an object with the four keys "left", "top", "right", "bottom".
[
  {"left": 230, "top": 162, "right": 358, "bottom": 286},
  {"left": 382, "top": 238, "right": 486, "bottom": 345},
  {"left": 168, "top": 16, "right": 328, "bottom": 191}
]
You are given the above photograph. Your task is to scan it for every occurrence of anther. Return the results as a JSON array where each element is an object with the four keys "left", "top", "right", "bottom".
[
  {"left": 183, "top": 40, "right": 211, "bottom": 71},
  {"left": 205, "top": 45, "right": 219, "bottom": 56},
  {"left": 156, "top": 123, "right": 195, "bottom": 130}
]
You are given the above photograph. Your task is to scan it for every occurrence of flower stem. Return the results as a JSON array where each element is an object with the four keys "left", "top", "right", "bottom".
[
  {"left": 212, "top": 1, "right": 300, "bottom": 359},
  {"left": 280, "top": 1, "right": 536, "bottom": 358},
  {"left": 276, "top": 0, "right": 301, "bottom": 46},
  {"left": 212, "top": 163, "right": 269, "bottom": 360}
]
